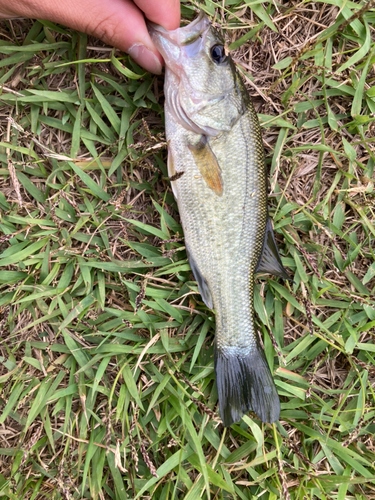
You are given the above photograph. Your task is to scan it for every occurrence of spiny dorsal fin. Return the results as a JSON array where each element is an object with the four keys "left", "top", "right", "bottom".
[{"left": 255, "top": 217, "right": 291, "bottom": 281}]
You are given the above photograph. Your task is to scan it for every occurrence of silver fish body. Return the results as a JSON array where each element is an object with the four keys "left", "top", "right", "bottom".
[{"left": 150, "top": 13, "right": 289, "bottom": 426}]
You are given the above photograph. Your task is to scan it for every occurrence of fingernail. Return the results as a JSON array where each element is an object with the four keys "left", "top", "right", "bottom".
[{"left": 128, "top": 44, "right": 162, "bottom": 75}]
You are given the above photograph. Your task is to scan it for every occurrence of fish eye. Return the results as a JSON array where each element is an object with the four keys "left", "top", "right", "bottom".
[{"left": 210, "top": 44, "right": 227, "bottom": 64}]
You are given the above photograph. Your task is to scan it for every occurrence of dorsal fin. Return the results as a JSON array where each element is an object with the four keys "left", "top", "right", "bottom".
[{"left": 255, "top": 218, "right": 291, "bottom": 280}]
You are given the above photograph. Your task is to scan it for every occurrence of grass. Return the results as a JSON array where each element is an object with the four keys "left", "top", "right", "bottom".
[{"left": 0, "top": 0, "right": 375, "bottom": 498}]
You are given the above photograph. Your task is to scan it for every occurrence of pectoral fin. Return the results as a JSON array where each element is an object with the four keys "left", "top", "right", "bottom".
[
  {"left": 186, "top": 244, "right": 213, "bottom": 309},
  {"left": 255, "top": 218, "right": 291, "bottom": 280},
  {"left": 188, "top": 136, "right": 223, "bottom": 196}
]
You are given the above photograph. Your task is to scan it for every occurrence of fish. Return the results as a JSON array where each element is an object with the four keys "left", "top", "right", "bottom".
[{"left": 149, "top": 12, "right": 290, "bottom": 427}]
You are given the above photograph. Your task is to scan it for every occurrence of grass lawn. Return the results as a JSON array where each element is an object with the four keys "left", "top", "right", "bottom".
[{"left": 0, "top": 1, "right": 375, "bottom": 498}]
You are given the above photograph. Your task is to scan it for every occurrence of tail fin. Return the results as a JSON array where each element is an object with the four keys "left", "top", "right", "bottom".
[{"left": 215, "top": 346, "right": 280, "bottom": 427}]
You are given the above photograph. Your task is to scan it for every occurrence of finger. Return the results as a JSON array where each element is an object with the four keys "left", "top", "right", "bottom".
[
  {"left": 5, "top": 0, "right": 163, "bottom": 73},
  {"left": 134, "top": 0, "right": 180, "bottom": 30}
]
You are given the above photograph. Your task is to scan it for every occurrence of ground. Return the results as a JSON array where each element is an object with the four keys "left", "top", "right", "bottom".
[{"left": 0, "top": 1, "right": 375, "bottom": 499}]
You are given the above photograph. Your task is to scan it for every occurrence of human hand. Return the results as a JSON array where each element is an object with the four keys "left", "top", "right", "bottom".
[{"left": 0, "top": 0, "right": 180, "bottom": 74}]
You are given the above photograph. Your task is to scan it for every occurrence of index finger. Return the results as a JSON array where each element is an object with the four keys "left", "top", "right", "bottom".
[{"left": 134, "top": 0, "right": 180, "bottom": 30}]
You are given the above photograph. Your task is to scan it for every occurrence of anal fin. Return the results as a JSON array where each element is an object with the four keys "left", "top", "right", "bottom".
[
  {"left": 186, "top": 245, "right": 213, "bottom": 309},
  {"left": 255, "top": 218, "right": 291, "bottom": 281}
]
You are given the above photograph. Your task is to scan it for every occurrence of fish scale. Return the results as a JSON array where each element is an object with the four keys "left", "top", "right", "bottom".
[
  {"left": 149, "top": 12, "right": 290, "bottom": 426},
  {"left": 175, "top": 106, "right": 266, "bottom": 347}
]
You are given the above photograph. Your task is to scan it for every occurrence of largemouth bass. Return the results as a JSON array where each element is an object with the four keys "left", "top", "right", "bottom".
[{"left": 149, "top": 12, "right": 289, "bottom": 426}]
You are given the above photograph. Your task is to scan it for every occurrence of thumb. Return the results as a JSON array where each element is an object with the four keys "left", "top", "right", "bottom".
[{"left": 5, "top": 0, "right": 164, "bottom": 73}]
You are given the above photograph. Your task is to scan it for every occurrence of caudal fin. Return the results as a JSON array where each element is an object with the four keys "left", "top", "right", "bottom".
[{"left": 215, "top": 346, "right": 280, "bottom": 427}]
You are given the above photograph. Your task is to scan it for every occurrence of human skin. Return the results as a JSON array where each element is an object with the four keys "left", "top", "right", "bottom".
[{"left": 0, "top": 0, "right": 180, "bottom": 74}]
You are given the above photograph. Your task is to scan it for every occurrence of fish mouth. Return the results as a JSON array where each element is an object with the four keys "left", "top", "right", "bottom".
[
  {"left": 147, "top": 11, "right": 210, "bottom": 68},
  {"left": 148, "top": 11, "right": 208, "bottom": 43}
]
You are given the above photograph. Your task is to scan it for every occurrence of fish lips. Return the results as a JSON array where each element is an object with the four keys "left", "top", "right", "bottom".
[{"left": 147, "top": 11, "right": 210, "bottom": 72}]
